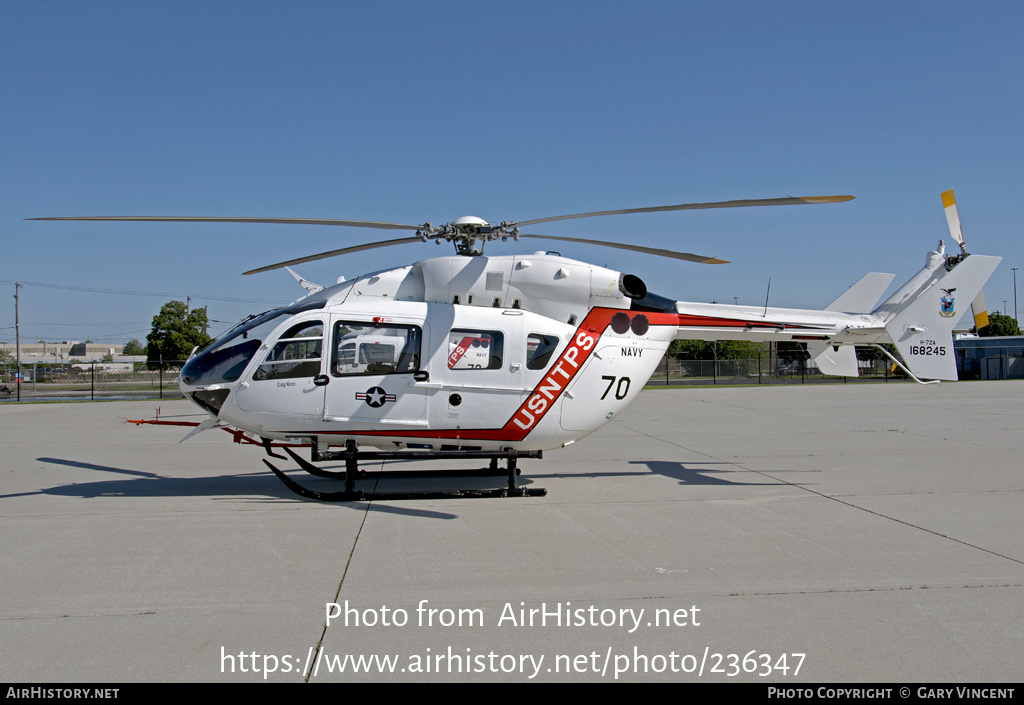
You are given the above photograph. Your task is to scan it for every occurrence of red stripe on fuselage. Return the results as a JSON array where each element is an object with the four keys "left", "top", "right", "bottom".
[
  {"left": 678, "top": 314, "right": 778, "bottom": 328},
  {"left": 676, "top": 313, "right": 828, "bottom": 331}
]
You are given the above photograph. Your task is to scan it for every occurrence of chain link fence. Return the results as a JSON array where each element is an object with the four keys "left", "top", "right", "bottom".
[
  {"left": 1, "top": 351, "right": 910, "bottom": 403},
  {"left": 0, "top": 361, "right": 186, "bottom": 402},
  {"left": 646, "top": 353, "right": 902, "bottom": 386}
]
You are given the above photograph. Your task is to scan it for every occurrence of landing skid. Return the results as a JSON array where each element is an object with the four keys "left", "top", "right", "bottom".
[{"left": 262, "top": 440, "right": 546, "bottom": 501}]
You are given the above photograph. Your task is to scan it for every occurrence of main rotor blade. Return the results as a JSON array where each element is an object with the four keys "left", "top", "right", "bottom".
[
  {"left": 517, "top": 234, "right": 728, "bottom": 264},
  {"left": 511, "top": 195, "right": 855, "bottom": 228},
  {"left": 243, "top": 237, "right": 426, "bottom": 275},
  {"left": 28, "top": 215, "right": 424, "bottom": 230}
]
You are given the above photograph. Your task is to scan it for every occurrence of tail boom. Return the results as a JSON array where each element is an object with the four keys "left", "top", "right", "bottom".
[{"left": 671, "top": 246, "right": 1001, "bottom": 382}]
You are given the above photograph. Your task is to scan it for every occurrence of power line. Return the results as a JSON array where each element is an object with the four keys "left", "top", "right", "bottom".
[{"left": 0, "top": 280, "right": 284, "bottom": 305}]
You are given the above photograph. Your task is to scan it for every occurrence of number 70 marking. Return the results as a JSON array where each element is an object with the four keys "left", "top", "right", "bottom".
[{"left": 601, "top": 375, "right": 631, "bottom": 400}]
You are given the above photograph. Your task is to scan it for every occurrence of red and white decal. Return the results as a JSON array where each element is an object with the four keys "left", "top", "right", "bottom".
[
  {"left": 448, "top": 336, "right": 477, "bottom": 368},
  {"left": 508, "top": 327, "right": 597, "bottom": 433}
]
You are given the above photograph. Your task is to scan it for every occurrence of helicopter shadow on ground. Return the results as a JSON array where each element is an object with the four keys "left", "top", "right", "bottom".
[
  {"left": 630, "top": 460, "right": 813, "bottom": 487},
  {"left": 530, "top": 460, "right": 796, "bottom": 487},
  {"left": 12, "top": 458, "right": 460, "bottom": 520}
]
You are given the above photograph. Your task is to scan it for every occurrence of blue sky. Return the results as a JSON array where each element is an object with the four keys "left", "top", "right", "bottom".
[{"left": 2, "top": 1, "right": 1022, "bottom": 346}]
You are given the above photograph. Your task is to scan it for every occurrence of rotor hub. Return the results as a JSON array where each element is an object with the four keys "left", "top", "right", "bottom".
[{"left": 415, "top": 216, "right": 520, "bottom": 256}]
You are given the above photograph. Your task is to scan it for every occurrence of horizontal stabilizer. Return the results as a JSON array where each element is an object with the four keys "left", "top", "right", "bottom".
[{"left": 826, "top": 272, "right": 895, "bottom": 313}]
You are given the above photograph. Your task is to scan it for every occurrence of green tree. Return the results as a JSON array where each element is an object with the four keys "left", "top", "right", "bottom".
[
  {"left": 122, "top": 339, "right": 145, "bottom": 356},
  {"left": 146, "top": 301, "right": 213, "bottom": 367},
  {"left": 669, "top": 339, "right": 714, "bottom": 359},
  {"left": 717, "top": 340, "right": 769, "bottom": 359},
  {"left": 978, "top": 312, "right": 1021, "bottom": 337},
  {"left": 669, "top": 339, "right": 768, "bottom": 359}
]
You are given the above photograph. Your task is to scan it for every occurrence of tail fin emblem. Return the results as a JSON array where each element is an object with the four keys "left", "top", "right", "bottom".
[{"left": 940, "top": 288, "right": 957, "bottom": 318}]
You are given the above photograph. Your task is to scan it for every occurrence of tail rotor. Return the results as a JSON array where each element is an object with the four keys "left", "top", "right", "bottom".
[{"left": 941, "top": 189, "right": 990, "bottom": 330}]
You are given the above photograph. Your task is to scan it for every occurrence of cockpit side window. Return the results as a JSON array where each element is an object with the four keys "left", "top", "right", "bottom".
[
  {"left": 253, "top": 320, "right": 323, "bottom": 381},
  {"left": 332, "top": 321, "right": 421, "bottom": 376}
]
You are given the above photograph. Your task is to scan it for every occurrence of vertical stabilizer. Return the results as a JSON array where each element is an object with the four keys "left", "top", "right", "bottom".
[{"left": 883, "top": 253, "right": 1001, "bottom": 380}]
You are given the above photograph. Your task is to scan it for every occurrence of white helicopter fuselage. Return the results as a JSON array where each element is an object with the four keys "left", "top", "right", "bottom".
[
  {"left": 180, "top": 252, "right": 678, "bottom": 452},
  {"left": 179, "top": 243, "right": 1000, "bottom": 453}
]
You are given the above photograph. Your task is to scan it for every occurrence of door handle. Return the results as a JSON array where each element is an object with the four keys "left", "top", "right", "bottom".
[{"left": 313, "top": 374, "right": 330, "bottom": 386}]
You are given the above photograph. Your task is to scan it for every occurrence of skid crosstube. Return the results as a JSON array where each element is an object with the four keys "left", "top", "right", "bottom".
[{"left": 262, "top": 440, "right": 546, "bottom": 502}]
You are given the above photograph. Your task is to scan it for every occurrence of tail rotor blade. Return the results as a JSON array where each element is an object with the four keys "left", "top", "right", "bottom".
[
  {"left": 971, "top": 290, "right": 990, "bottom": 330},
  {"left": 941, "top": 190, "right": 967, "bottom": 254}
]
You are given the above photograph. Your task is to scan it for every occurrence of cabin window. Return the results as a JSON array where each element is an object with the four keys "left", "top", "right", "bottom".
[
  {"left": 526, "top": 334, "right": 560, "bottom": 370},
  {"left": 253, "top": 320, "right": 323, "bottom": 381},
  {"left": 332, "top": 321, "right": 421, "bottom": 376},
  {"left": 448, "top": 330, "right": 504, "bottom": 370}
]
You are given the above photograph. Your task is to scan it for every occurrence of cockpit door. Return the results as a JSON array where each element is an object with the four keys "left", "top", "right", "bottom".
[
  {"left": 321, "top": 315, "right": 428, "bottom": 430},
  {"left": 232, "top": 314, "right": 326, "bottom": 429}
]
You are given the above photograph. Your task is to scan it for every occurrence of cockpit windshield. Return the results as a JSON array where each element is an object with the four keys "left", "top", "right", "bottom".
[{"left": 180, "top": 299, "right": 327, "bottom": 386}]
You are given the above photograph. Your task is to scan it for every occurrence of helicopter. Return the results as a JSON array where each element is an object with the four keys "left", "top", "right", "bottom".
[{"left": 32, "top": 191, "right": 1000, "bottom": 501}]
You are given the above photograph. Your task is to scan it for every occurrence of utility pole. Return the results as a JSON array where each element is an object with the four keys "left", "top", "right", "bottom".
[
  {"left": 14, "top": 282, "right": 22, "bottom": 401},
  {"left": 1012, "top": 267, "right": 1019, "bottom": 322}
]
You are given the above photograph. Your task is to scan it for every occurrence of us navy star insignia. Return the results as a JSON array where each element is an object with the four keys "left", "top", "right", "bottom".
[{"left": 356, "top": 387, "right": 396, "bottom": 408}]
